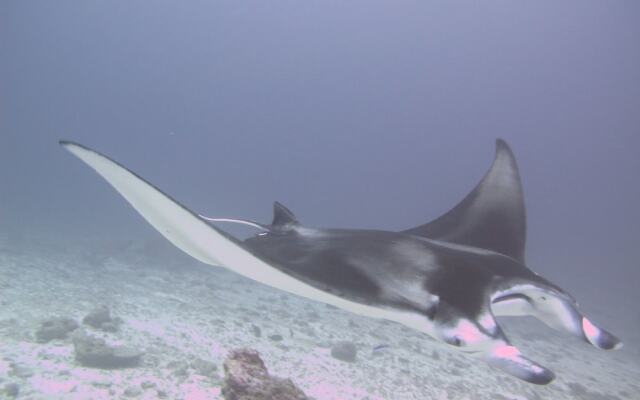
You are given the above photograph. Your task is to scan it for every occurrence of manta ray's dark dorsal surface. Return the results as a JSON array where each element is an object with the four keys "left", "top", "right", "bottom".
[
  {"left": 60, "top": 139, "right": 623, "bottom": 386},
  {"left": 404, "top": 139, "right": 526, "bottom": 262}
]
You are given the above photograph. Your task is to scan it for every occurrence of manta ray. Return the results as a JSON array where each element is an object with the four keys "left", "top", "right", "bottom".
[{"left": 60, "top": 139, "right": 621, "bottom": 384}]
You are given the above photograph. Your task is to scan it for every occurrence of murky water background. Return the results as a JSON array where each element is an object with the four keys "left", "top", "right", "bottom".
[{"left": 1, "top": 2, "right": 638, "bottom": 399}]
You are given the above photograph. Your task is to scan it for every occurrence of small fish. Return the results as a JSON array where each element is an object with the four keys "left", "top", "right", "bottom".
[{"left": 372, "top": 344, "right": 391, "bottom": 353}]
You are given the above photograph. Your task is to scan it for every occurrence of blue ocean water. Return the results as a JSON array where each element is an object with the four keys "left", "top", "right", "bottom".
[{"left": 1, "top": 2, "right": 638, "bottom": 399}]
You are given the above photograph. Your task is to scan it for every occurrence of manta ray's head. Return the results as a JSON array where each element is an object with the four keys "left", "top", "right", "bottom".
[
  {"left": 491, "top": 277, "right": 623, "bottom": 351},
  {"left": 427, "top": 271, "right": 621, "bottom": 385}
]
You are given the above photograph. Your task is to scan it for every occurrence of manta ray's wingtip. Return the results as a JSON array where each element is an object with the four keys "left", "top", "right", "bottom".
[
  {"left": 59, "top": 140, "right": 85, "bottom": 150},
  {"left": 495, "top": 138, "right": 514, "bottom": 153},
  {"left": 59, "top": 141, "right": 109, "bottom": 162}
]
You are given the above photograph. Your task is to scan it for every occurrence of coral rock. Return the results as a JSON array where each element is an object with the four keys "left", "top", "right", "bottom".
[
  {"left": 72, "top": 331, "right": 143, "bottom": 369},
  {"left": 83, "top": 305, "right": 121, "bottom": 332},
  {"left": 35, "top": 317, "right": 79, "bottom": 343},
  {"left": 222, "top": 348, "right": 309, "bottom": 400}
]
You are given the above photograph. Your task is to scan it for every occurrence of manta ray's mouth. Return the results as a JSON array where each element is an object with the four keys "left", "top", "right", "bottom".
[{"left": 492, "top": 293, "right": 530, "bottom": 304}]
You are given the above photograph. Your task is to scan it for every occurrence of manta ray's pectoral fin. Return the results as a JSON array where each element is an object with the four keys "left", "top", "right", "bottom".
[
  {"left": 403, "top": 139, "right": 527, "bottom": 262},
  {"left": 483, "top": 344, "right": 555, "bottom": 385},
  {"left": 61, "top": 141, "right": 436, "bottom": 327},
  {"left": 59, "top": 141, "right": 258, "bottom": 269},
  {"left": 58, "top": 141, "right": 342, "bottom": 305}
]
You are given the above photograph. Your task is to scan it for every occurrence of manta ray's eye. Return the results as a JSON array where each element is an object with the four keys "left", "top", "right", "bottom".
[{"left": 445, "top": 336, "right": 464, "bottom": 347}]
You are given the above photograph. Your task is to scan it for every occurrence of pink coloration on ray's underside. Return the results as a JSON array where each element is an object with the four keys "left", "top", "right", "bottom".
[
  {"left": 582, "top": 317, "right": 598, "bottom": 339},
  {"left": 494, "top": 345, "right": 520, "bottom": 359},
  {"left": 457, "top": 320, "right": 482, "bottom": 344}
]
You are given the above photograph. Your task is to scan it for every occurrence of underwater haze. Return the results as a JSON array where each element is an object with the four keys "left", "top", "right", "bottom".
[{"left": 1, "top": 1, "right": 639, "bottom": 399}]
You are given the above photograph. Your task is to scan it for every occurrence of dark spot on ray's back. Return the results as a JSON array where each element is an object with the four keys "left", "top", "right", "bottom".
[
  {"left": 425, "top": 252, "right": 493, "bottom": 317},
  {"left": 299, "top": 251, "right": 383, "bottom": 300},
  {"left": 244, "top": 233, "right": 383, "bottom": 303}
]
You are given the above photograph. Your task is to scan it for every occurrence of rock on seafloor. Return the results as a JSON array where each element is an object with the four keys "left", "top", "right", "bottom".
[
  {"left": 72, "top": 330, "right": 143, "bottom": 369},
  {"left": 35, "top": 317, "right": 79, "bottom": 343},
  {"left": 330, "top": 341, "right": 358, "bottom": 363},
  {"left": 222, "top": 348, "right": 310, "bottom": 400},
  {"left": 3, "top": 382, "right": 20, "bottom": 398},
  {"left": 83, "top": 305, "right": 122, "bottom": 332}
]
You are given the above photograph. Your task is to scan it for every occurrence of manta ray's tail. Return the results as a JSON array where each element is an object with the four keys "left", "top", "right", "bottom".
[{"left": 198, "top": 216, "right": 269, "bottom": 230}]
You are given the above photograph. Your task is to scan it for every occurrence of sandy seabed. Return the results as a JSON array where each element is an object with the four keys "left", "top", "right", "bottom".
[{"left": 0, "top": 232, "right": 638, "bottom": 400}]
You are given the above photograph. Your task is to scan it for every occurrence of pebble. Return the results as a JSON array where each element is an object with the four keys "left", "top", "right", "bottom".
[
  {"left": 331, "top": 341, "right": 358, "bottom": 363},
  {"left": 3, "top": 382, "right": 19, "bottom": 398},
  {"left": 190, "top": 358, "right": 218, "bottom": 377},
  {"left": 123, "top": 385, "right": 142, "bottom": 397},
  {"left": 35, "top": 317, "right": 79, "bottom": 343},
  {"left": 251, "top": 325, "right": 262, "bottom": 338},
  {"left": 83, "top": 305, "right": 122, "bottom": 332},
  {"left": 9, "top": 363, "right": 34, "bottom": 378},
  {"left": 140, "top": 380, "right": 156, "bottom": 389}
]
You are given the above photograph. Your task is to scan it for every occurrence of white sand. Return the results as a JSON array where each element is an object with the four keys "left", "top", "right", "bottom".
[{"left": 0, "top": 233, "right": 638, "bottom": 400}]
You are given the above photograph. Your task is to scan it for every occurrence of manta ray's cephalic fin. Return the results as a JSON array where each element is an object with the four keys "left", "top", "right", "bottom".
[
  {"left": 403, "top": 139, "right": 527, "bottom": 262},
  {"left": 484, "top": 344, "right": 555, "bottom": 385}
]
